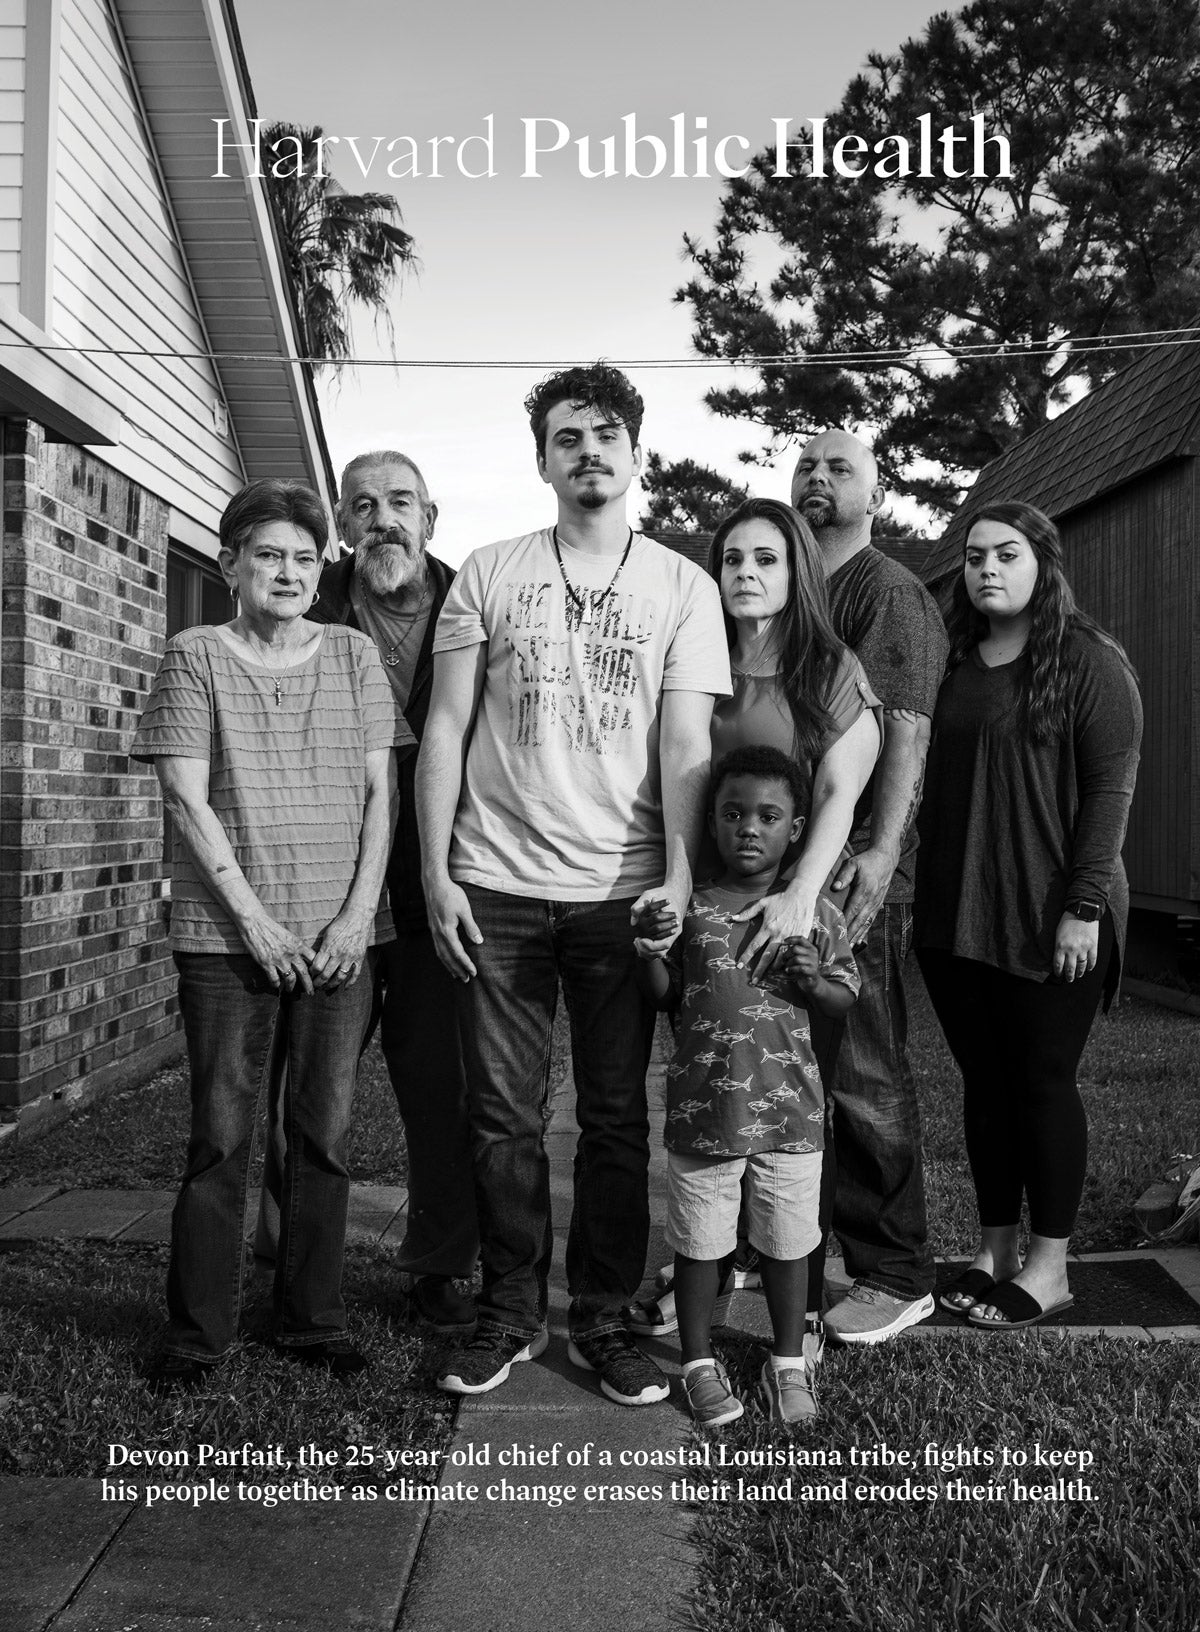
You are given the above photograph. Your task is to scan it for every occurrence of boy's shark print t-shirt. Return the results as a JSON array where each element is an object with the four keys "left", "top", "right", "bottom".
[{"left": 664, "top": 883, "right": 858, "bottom": 1159}]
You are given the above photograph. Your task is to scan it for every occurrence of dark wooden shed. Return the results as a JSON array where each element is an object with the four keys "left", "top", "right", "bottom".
[{"left": 924, "top": 341, "right": 1200, "bottom": 917}]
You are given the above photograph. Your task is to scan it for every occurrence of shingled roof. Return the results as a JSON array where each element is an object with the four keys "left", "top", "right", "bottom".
[{"left": 925, "top": 338, "right": 1200, "bottom": 585}]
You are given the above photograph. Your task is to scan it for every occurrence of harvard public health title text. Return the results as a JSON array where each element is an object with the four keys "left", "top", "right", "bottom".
[{"left": 212, "top": 115, "right": 1010, "bottom": 182}]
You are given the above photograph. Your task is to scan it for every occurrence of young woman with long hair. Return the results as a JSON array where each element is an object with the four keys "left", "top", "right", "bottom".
[{"left": 916, "top": 501, "right": 1142, "bottom": 1329}]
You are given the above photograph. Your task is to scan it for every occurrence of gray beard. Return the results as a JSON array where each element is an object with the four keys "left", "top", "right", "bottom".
[
  {"left": 357, "top": 540, "right": 422, "bottom": 596},
  {"left": 799, "top": 495, "right": 839, "bottom": 531}
]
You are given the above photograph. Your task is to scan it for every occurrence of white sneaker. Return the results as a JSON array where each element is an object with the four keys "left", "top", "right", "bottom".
[{"left": 825, "top": 1285, "right": 935, "bottom": 1346}]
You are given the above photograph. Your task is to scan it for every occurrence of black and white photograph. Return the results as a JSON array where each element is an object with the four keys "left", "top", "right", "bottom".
[{"left": 1, "top": 1, "right": 1198, "bottom": 1627}]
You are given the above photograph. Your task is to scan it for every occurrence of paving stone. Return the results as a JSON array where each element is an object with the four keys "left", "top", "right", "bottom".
[
  {"left": 0, "top": 1476, "right": 135, "bottom": 1632},
  {"left": 54, "top": 1488, "right": 425, "bottom": 1632},
  {"left": 442, "top": 1404, "right": 699, "bottom": 1497},
  {"left": 399, "top": 1506, "right": 696, "bottom": 1632},
  {"left": 347, "top": 1184, "right": 407, "bottom": 1244},
  {"left": 114, "top": 1191, "right": 177, "bottom": 1244},
  {"left": 0, "top": 1184, "right": 65, "bottom": 1226},
  {"left": 0, "top": 1190, "right": 163, "bottom": 1243},
  {"left": 1147, "top": 1325, "right": 1200, "bottom": 1342}
]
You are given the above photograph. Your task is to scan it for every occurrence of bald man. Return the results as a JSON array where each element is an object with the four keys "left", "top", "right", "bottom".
[{"left": 791, "top": 430, "right": 948, "bottom": 1344}]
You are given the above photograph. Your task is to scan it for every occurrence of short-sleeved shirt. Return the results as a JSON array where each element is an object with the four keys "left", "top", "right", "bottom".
[
  {"left": 826, "top": 547, "right": 949, "bottom": 904},
  {"left": 131, "top": 624, "right": 397, "bottom": 953},
  {"left": 434, "top": 529, "right": 731, "bottom": 900},
  {"left": 664, "top": 884, "right": 859, "bottom": 1159},
  {"left": 710, "top": 647, "right": 881, "bottom": 812}
]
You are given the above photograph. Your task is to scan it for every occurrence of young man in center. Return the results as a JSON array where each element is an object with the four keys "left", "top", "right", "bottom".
[{"left": 417, "top": 364, "right": 731, "bottom": 1404}]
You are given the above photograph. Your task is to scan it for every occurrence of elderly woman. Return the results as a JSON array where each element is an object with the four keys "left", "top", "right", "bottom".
[
  {"left": 631, "top": 497, "right": 879, "bottom": 1341},
  {"left": 916, "top": 502, "right": 1142, "bottom": 1329},
  {"left": 133, "top": 479, "right": 397, "bottom": 1390}
]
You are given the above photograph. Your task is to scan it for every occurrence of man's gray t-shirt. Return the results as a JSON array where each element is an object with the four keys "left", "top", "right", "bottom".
[{"left": 825, "top": 546, "right": 948, "bottom": 905}]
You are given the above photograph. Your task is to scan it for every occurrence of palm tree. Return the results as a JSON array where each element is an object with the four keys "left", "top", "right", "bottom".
[{"left": 262, "top": 122, "right": 417, "bottom": 366}]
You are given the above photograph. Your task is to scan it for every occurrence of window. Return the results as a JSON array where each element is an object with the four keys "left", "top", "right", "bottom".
[{"left": 166, "top": 543, "right": 229, "bottom": 636}]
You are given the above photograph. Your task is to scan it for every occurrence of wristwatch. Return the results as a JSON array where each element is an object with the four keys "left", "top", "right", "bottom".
[{"left": 1064, "top": 900, "right": 1103, "bottom": 923}]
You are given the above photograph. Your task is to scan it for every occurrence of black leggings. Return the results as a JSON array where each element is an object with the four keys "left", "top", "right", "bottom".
[{"left": 916, "top": 919, "right": 1114, "bottom": 1239}]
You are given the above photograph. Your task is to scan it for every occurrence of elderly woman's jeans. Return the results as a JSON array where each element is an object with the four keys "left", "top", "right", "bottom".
[{"left": 166, "top": 951, "right": 374, "bottom": 1362}]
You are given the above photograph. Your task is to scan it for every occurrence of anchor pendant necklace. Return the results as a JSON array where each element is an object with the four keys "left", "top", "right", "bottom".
[{"left": 552, "top": 527, "right": 633, "bottom": 626}]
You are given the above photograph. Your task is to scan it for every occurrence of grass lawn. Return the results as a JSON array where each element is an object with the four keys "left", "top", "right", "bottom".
[
  {"left": 0, "top": 1238, "right": 455, "bottom": 1481},
  {"left": 690, "top": 1327, "right": 1200, "bottom": 1631},
  {"left": 1, "top": 980, "right": 1197, "bottom": 1627}
]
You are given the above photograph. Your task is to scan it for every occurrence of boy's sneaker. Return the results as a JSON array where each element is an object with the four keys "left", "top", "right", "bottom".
[
  {"left": 760, "top": 1358, "right": 818, "bottom": 1425},
  {"left": 682, "top": 1360, "right": 744, "bottom": 1428},
  {"left": 568, "top": 1328, "right": 670, "bottom": 1406},
  {"left": 825, "top": 1285, "right": 935, "bottom": 1346},
  {"left": 438, "top": 1325, "right": 548, "bottom": 1395}
]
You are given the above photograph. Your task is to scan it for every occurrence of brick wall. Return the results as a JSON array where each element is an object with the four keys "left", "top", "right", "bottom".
[{"left": 1, "top": 419, "right": 183, "bottom": 1139}]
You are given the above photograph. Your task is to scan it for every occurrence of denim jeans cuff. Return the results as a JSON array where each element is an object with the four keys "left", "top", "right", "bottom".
[
  {"left": 856, "top": 1276, "right": 934, "bottom": 1302},
  {"left": 274, "top": 1330, "right": 348, "bottom": 1348},
  {"left": 568, "top": 1310, "right": 628, "bottom": 1341},
  {"left": 477, "top": 1316, "right": 544, "bottom": 1343}
]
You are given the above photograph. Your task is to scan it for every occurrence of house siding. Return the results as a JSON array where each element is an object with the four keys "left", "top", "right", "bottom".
[
  {"left": 0, "top": 0, "right": 23, "bottom": 300},
  {"left": 54, "top": 0, "right": 241, "bottom": 548},
  {"left": 1059, "top": 463, "right": 1196, "bottom": 910}
]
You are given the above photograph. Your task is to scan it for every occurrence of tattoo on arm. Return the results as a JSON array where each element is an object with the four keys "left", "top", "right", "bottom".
[
  {"left": 899, "top": 763, "right": 926, "bottom": 843},
  {"left": 883, "top": 706, "right": 923, "bottom": 724}
]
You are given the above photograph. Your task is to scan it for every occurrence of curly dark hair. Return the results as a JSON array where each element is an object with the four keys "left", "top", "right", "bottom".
[
  {"left": 707, "top": 498, "right": 842, "bottom": 768},
  {"left": 524, "top": 363, "right": 644, "bottom": 456},
  {"left": 946, "top": 501, "right": 1134, "bottom": 742},
  {"left": 710, "top": 744, "right": 807, "bottom": 815},
  {"left": 219, "top": 478, "right": 328, "bottom": 557}
]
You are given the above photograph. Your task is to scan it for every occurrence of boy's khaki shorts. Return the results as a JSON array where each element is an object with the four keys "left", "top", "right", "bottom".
[{"left": 665, "top": 1148, "right": 822, "bottom": 1261}]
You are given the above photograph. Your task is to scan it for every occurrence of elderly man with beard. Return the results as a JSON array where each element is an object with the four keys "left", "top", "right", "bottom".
[
  {"left": 310, "top": 451, "right": 480, "bottom": 1335},
  {"left": 784, "top": 429, "right": 948, "bottom": 1346}
]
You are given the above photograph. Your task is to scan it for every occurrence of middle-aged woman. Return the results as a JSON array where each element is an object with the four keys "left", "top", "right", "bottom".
[
  {"left": 916, "top": 501, "right": 1142, "bottom": 1330},
  {"left": 630, "top": 496, "right": 880, "bottom": 1338},
  {"left": 132, "top": 478, "right": 398, "bottom": 1390},
  {"left": 707, "top": 497, "right": 882, "bottom": 952}
]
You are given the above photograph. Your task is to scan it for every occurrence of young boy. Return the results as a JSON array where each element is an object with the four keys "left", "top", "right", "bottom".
[{"left": 632, "top": 746, "right": 858, "bottom": 1427}]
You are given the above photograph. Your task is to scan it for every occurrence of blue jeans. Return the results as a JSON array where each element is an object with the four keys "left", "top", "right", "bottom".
[
  {"left": 455, "top": 887, "right": 657, "bottom": 1340},
  {"left": 166, "top": 952, "right": 374, "bottom": 1361},
  {"left": 379, "top": 931, "right": 479, "bottom": 1278},
  {"left": 826, "top": 905, "right": 934, "bottom": 1301},
  {"left": 252, "top": 932, "right": 476, "bottom": 1278}
]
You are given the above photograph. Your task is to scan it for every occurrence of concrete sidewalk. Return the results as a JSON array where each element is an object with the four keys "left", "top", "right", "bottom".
[{"left": 3, "top": 1055, "right": 1200, "bottom": 1632}]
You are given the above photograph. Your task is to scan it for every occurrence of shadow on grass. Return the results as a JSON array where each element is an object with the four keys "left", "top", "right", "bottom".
[
  {"left": 686, "top": 1326, "right": 1200, "bottom": 1631},
  {"left": 0, "top": 1239, "right": 455, "bottom": 1480}
]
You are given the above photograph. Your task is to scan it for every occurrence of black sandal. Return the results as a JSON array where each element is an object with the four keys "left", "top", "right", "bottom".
[{"left": 938, "top": 1268, "right": 995, "bottom": 1314}]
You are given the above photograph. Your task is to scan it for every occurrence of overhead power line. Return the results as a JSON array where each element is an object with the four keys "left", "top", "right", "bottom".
[{"left": 5, "top": 325, "right": 1200, "bottom": 371}]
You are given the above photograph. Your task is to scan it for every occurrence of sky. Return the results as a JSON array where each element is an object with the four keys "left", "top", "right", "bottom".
[{"left": 236, "top": 0, "right": 942, "bottom": 565}]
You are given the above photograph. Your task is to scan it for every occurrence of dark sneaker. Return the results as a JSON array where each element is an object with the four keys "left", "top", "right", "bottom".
[
  {"left": 759, "top": 1358, "right": 818, "bottom": 1425},
  {"left": 438, "top": 1326, "right": 548, "bottom": 1395},
  {"left": 682, "top": 1360, "right": 744, "bottom": 1428},
  {"left": 146, "top": 1354, "right": 218, "bottom": 1394},
  {"left": 568, "top": 1328, "right": 669, "bottom": 1406},
  {"left": 409, "top": 1275, "right": 478, "bottom": 1338},
  {"left": 272, "top": 1337, "right": 370, "bottom": 1376}
]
